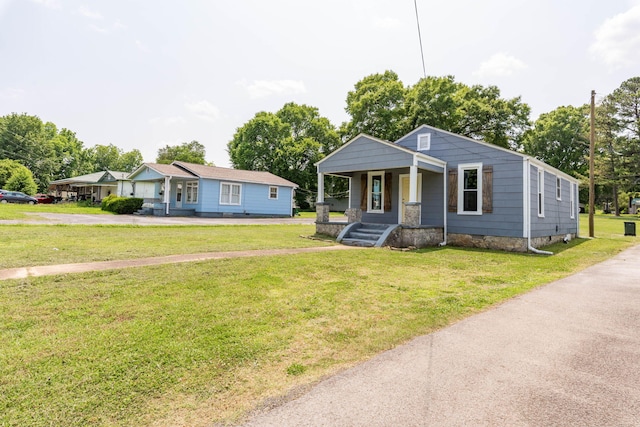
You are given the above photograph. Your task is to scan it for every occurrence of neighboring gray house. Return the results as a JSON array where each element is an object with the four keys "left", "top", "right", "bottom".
[
  {"left": 128, "top": 161, "right": 297, "bottom": 217},
  {"left": 316, "top": 125, "right": 580, "bottom": 252},
  {"left": 48, "top": 171, "right": 132, "bottom": 202}
]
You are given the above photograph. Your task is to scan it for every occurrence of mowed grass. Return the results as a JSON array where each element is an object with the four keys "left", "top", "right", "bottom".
[
  {"left": 0, "top": 202, "right": 113, "bottom": 220},
  {"left": 0, "top": 224, "right": 329, "bottom": 268},
  {"left": 0, "top": 215, "right": 638, "bottom": 426}
]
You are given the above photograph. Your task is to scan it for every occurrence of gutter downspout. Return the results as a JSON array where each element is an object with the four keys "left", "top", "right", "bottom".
[
  {"left": 524, "top": 158, "right": 553, "bottom": 255},
  {"left": 439, "top": 162, "right": 447, "bottom": 246}
]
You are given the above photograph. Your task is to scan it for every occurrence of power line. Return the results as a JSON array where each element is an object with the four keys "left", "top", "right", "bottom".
[{"left": 414, "top": 0, "right": 427, "bottom": 79}]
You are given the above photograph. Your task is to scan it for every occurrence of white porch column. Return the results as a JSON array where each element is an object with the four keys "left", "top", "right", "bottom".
[
  {"left": 317, "top": 172, "right": 325, "bottom": 203},
  {"left": 409, "top": 165, "right": 418, "bottom": 203},
  {"left": 164, "top": 176, "right": 171, "bottom": 215}
]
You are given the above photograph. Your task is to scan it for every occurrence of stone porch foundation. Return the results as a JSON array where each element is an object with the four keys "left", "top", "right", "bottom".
[
  {"left": 447, "top": 233, "right": 578, "bottom": 252},
  {"left": 317, "top": 221, "right": 576, "bottom": 252}
]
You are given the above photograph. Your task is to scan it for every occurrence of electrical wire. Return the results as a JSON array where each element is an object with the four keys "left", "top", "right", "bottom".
[{"left": 414, "top": 0, "right": 427, "bottom": 79}]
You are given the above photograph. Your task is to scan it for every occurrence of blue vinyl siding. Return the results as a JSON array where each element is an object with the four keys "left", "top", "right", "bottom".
[
  {"left": 530, "top": 168, "right": 578, "bottom": 238},
  {"left": 421, "top": 172, "right": 444, "bottom": 226},
  {"left": 397, "top": 127, "right": 526, "bottom": 237},
  {"left": 198, "top": 179, "right": 292, "bottom": 215},
  {"left": 319, "top": 136, "right": 415, "bottom": 173},
  {"left": 131, "top": 168, "right": 165, "bottom": 181}
]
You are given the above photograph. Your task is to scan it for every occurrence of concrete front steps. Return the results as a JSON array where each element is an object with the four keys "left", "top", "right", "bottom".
[{"left": 337, "top": 223, "right": 400, "bottom": 247}]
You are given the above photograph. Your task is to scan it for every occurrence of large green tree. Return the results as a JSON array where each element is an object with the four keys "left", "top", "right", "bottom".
[
  {"left": 86, "top": 144, "right": 143, "bottom": 173},
  {"left": 0, "top": 113, "right": 56, "bottom": 190},
  {"left": 228, "top": 102, "right": 341, "bottom": 207},
  {"left": 341, "top": 70, "right": 407, "bottom": 141},
  {"left": 156, "top": 140, "right": 208, "bottom": 165},
  {"left": 522, "top": 105, "right": 590, "bottom": 177},
  {"left": 603, "top": 77, "right": 640, "bottom": 192},
  {"left": 341, "top": 72, "right": 531, "bottom": 149},
  {"left": 591, "top": 77, "right": 640, "bottom": 214},
  {"left": 50, "top": 128, "right": 93, "bottom": 179}
]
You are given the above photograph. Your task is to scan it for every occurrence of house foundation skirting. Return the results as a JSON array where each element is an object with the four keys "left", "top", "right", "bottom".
[
  {"left": 316, "top": 222, "right": 347, "bottom": 238},
  {"left": 317, "top": 222, "right": 577, "bottom": 252},
  {"left": 447, "top": 233, "right": 577, "bottom": 252},
  {"left": 386, "top": 226, "right": 443, "bottom": 248}
]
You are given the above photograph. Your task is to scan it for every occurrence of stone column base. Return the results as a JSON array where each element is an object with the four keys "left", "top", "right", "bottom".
[
  {"left": 316, "top": 202, "right": 330, "bottom": 223},
  {"left": 346, "top": 208, "right": 362, "bottom": 223},
  {"left": 402, "top": 202, "right": 421, "bottom": 227}
]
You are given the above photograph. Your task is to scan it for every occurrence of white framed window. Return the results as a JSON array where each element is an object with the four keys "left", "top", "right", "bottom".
[
  {"left": 457, "top": 163, "right": 482, "bottom": 215},
  {"left": 367, "top": 171, "right": 385, "bottom": 213},
  {"left": 417, "top": 133, "right": 431, "bottom": 151},
  {"left": 186, "top": 181, "right": 198, "bottom": 204},
  {"left": 269, "top": 186, "right": 278, "bottom": 200},
  {"left": 538, "top": 168, "right": 545, "bottom": 217},
  {"left": 220, "top": 182, "right": 242, "bottom": 205},
  {"left": 556, "top": 176, "right": 561, "bottom": 200},
  {"left": 570, "top": 183, "right": 575, "bottom": 219}
]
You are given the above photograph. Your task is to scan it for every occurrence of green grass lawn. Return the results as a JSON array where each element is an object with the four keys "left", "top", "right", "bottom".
[
  {"left": 0, "top": 214, "right": 638, "bottom": 426},
  {"left": 0, "top": 202, "right": 113, "bottom": 220},
  {"left": 0, "top": 224, "right": 329, "bottom": 268}
]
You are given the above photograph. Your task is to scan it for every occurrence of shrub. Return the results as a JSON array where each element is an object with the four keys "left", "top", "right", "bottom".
[
  {"left": 101, "top": 195, "right": 143, "bottom": 214},
  {"left": 4, "top": 166, "right": 37, "bottom": 195}
]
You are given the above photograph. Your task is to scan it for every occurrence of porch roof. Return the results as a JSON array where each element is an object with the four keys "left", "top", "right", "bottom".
[
  {"left": 49, "top": 171, "right": 129, "bottom": 186},
  {"left": 316, "top": 134, "right": 446, "bottom": 175}
]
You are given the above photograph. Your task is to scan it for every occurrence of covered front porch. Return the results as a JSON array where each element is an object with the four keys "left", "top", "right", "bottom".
[
  {"left": 128, "top": 164, "right": 198, "bottom": 216},
  {"left": 315, "top": 135, "right": 448, "bottom": 248}
]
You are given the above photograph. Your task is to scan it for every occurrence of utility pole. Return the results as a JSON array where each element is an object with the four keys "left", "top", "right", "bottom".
[{"left": 589, "top": 90, "right": 596, "bottom": 238}]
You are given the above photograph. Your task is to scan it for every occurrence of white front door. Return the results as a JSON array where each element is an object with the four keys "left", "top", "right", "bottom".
[
  {"left": 175, "top": 182, "right": 183, "bottom": 208},
  {"left": 398, "top": 174, "right": 422, "bottom": 223}
]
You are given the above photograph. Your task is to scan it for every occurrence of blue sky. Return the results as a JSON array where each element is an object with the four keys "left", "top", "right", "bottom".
[{"left": 1, "top": 0, "right": 639, "bottom": 167}]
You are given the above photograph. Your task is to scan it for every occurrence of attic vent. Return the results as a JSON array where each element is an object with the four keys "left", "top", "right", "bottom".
[{"left": 417, "top": 133, "right": 431, "bottom": 151}]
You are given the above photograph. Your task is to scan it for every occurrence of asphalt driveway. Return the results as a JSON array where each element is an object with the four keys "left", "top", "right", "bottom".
[{"left": 239, "top": 244, "right": 640, "bottom": 427}]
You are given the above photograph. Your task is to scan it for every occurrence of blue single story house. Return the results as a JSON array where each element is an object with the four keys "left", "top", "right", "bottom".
[
  {"left": 128, "top": 161, "right": 297, "bottom": 217},
  {"left": 315, "top": 125, "right": 580, "bottom": 253}
]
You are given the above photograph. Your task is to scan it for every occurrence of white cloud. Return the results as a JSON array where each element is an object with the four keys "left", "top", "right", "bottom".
[
  {"left": 135, "top": 40, "right": 150, "bottom": 53},
  {"left": 78, "top": 5, "right": 102, "bottom": 20},
  {"left": 88, "top": 24, "right": 108, "bottom": 34},
  {"left": 30, "top": 0, "right": 60, "bottom": 9},
  {"left": 239, "top": 79, "right": 307, "bottom": 99},
  {"left": 372, "top": 16, "right": 402, "bottom": 29},
  {"left": 185, "top": 100, "right": 220, "bottom": 122},
  {"left": 473, "top": 53, "right": 527, "bottom": 78},
  {"left": 590, "top": 5, "right": 640, "bottom": 69},
  {"left": 0, "top": 87, "right": 25, "bottom": 100},
  {"left": 149, "top": 116, "right": 187, "bottom": 126}
]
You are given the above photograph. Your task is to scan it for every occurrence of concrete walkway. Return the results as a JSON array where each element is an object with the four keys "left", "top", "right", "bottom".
[
  {"left": 0, "top": 245, "right": 359, "bottom": 281},
  {"left": 239, "top": 244, "right": 640, "bottom": 427}
]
